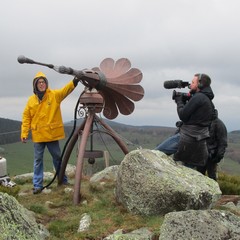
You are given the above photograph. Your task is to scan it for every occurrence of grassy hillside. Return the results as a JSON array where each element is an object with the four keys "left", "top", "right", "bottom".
[
  {"left": 1, "top": 118, "right": 240, "bottom": 176},
  {"left": 2, "top": 134, "right": 240, "bottom": 177}
]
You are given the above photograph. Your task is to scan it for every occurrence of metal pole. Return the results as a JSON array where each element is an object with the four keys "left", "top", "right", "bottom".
[{"left": 73, "top": 111, "right": 94, "bottom": 205}]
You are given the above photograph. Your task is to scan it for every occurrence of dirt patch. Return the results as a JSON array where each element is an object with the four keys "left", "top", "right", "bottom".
[{"left": 216, "top": 195, "right": 240, "bottom": 206}]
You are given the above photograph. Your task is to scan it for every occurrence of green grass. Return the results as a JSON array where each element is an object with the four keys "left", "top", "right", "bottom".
[
  {"left": 218, "top": 172, "right": 240, "bottom": 195},
  {"left": 0, "top": 136, "right": 135, "bottom": 176},
  {"left": 2, "top": 142, "right": 34, "bottom": 175},
  {"left": 13, "top": 178, "right": 164, "bottom": 239},
  {"left": 3, "top": 171, "right": 240, "bottom": 240}
]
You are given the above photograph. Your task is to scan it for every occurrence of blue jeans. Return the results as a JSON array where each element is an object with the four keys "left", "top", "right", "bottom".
[
  {"left": 155, "top": 133, "right": 180, "bottom": 155},
  {"left": 33, "top": 141, "right": 68, "bottom": 189}
]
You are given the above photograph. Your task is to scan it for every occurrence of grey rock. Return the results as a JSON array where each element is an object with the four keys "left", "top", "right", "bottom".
[
  {"left": 90, "top": 165, "right": 119, "bottom": 182},
  {"left": 159, "top": 210, "right": 240, "bottom": 240},
  {"left": 78, "top": 213, "right": 91, "bottom": 232},
  {"left": 104, "top": 227, "right": 154, "bottom": 240},
  {"left": 65, "top": 164, "right": 76, "bottom": 177},
  {"left": 13, "top": 164, "right": 75, "bottom": 182},
  {"left": 64, "top": 187, "right": 74, "bottom": 194},
  {"left": 116, "top": 149, "right": 221, "bottom": 215},
  {"left": 0, "top": 192, "right": 50, "bottom": 239},
  {"left": 221, "top": 201, "right": 240, "bottom": 215},
  {"left": 13, "top": 172, "right": 54, "bottom": 182}
]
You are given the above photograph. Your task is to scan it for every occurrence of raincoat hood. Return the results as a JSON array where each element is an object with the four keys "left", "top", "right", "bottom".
[
  {"left": 200, "top": 86, "right": 214, "bottom": 100},
  {"left": 33, "top": 72, "right": 49, "bottom": 94}
]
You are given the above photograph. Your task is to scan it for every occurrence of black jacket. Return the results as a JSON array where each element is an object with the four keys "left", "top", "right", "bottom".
[
  {"left": 176, "top": 86, "right": 214, "bottom": 127},
  {"left": 208, "top": 114, "right": 228, "bottom": 162},
  {"left": 175, "top": 86, "right": 215, "bottom": 141}
]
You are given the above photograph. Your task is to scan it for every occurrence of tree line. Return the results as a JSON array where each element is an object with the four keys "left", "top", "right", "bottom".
[
  {"left": 0, "top": 118, "right": 22, "bottom": 145},
  {"left": 0, "top": 118, "right": 77, "bottom": 145}
]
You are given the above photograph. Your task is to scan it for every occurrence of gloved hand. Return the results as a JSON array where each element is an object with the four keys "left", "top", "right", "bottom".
[
  {"left": 174, "top": 95, "right": 183, "bottom": 103},
  {"left": 212, "top": 154, "right": 224, "bottom": 163},
  {"left": 21, "top": 137, "right": 27, "bottom": 143},
  {"left": 73, "top": 74, "right": 83, "bottom": 86},
  {"left": 73, "top": 70, "right": 96, "bottom": 86},
  {"left": 175, "top": 121, "right": 183, "bottom": 128}
]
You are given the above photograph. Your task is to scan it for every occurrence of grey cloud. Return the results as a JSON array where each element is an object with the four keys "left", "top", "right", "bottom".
[{"left": 1, "top": 0, "right": 240, "bottom": 131}]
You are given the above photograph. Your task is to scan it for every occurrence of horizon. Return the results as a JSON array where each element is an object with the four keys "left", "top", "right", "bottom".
[{"left": 0, "top": 116, "right": 238, "bottom": 134}]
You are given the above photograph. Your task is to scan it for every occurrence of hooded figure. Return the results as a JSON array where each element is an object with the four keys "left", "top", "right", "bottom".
[
  {"left": 20, "top": 72, "right": 80, "bottom": 194},
  {"left": 33, "top": 72, "right": 48, "bottom": 91},
  {"left": 32, "top": 72, "right": 49, "bottom": 100},
  {"left": 21, "top": 72, "right": 76, "bottom": 142}
]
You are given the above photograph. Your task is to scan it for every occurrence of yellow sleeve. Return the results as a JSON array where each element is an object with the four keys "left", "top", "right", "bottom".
[{"left": 21, "top": 101, "right": 32, "bottom": 139}]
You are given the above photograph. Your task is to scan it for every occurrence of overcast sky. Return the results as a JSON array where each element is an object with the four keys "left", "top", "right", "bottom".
[{"left": 1, "top": 0, "right": 240, "bottom": 132}]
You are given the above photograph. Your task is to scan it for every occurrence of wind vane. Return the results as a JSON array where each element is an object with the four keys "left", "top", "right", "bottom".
[{"left": 18, "top": 55, "right": 144, "bottom": 204}]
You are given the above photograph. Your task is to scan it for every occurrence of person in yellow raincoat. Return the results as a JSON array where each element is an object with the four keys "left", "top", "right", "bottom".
[{"left": 21, "top": 71, "right": 80, "bottom": 194}]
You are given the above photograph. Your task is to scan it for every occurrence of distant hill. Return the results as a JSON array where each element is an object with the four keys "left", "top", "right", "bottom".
[
  {"left": 1, "top": 117, "right": 240, "bottom": 176},
  {"left": 1, "top": 117, "right": 240, "bottom": 144},
  {"left": 0, "top": 117, "right": 175, "bottom": 145},
  {"left": 0, "top": 118, "right": 22, "bottom": 144},
  {"left": 1, "top": 117, "right": 240, "bottom": 166}
]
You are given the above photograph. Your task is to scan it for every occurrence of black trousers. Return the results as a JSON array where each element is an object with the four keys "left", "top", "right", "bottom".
[
  {"left": 197, "top": 161, "right": 218, "bottom": 181},
  {"left": 173, "top": 133, "right": 208, "bottom": 167}
]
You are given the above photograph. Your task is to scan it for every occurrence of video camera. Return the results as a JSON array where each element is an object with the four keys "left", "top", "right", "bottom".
[
  {"left": 163, "top": 80, "right": 192, "bottom": 102},
  {"left": 172, "top": 90, "right": 192, "bottom": 101}
]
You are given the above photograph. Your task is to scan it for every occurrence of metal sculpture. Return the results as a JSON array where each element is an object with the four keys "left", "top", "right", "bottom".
[{"left": 18, "top": 56, "right": 144, "bottom": 204}]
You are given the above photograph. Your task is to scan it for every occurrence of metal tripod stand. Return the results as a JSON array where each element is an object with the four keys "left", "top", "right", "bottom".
[{"left": 58, "top": 89, "right": 129, "bottom": 205}]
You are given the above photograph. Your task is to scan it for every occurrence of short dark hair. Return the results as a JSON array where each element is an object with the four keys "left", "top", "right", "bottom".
[{"left": 195, "top": 73, "right": 211, "bottom": 88}]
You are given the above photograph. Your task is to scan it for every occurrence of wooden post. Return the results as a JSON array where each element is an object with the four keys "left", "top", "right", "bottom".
[{"left": 104, "top": 151, "right": 109, "bottom": 168}]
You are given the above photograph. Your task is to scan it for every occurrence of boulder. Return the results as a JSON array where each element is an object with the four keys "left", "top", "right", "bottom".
[
  {"left": 0, "top": 192, "right": 49, "bottom": 239},
  {"left": 13, "top": 164, "right": 76, "bottom": 182},
  {"left": 116, "top": 149, "right": 221, "bottom": 215},
  {"left": 159, "top": 209, "right": 240, "bottom": 240},
  {"left": 90, "top": 165, "right": 119, "bottom": 182},
  {"left": 13, "top": 172, "right": 54, "bottom": 182}
]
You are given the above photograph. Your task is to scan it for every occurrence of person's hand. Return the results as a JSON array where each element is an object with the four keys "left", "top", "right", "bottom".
[
  {"left": 212, "top": 154, "right": 223, "bottom": 163},
  {"left": 73, "top": 75, "right": 83, "bottom": 86},
  {"left": 174, "top": 95, "right": 183, "bottom": 103},
  {"left": 21, "top": 138, "right": 27, "bottom": 143},
  {"left": 175, "top": 121, "right": 183, "bottom": 128}
]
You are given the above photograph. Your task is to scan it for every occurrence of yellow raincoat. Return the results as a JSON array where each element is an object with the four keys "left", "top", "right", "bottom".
[{"left": 21, "top": 79, "right": 76, "bottom": 143}]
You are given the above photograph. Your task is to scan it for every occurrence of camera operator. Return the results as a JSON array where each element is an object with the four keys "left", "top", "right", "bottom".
[{"left": 156, "top": 73, "right": 215, "bottom": 169}]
